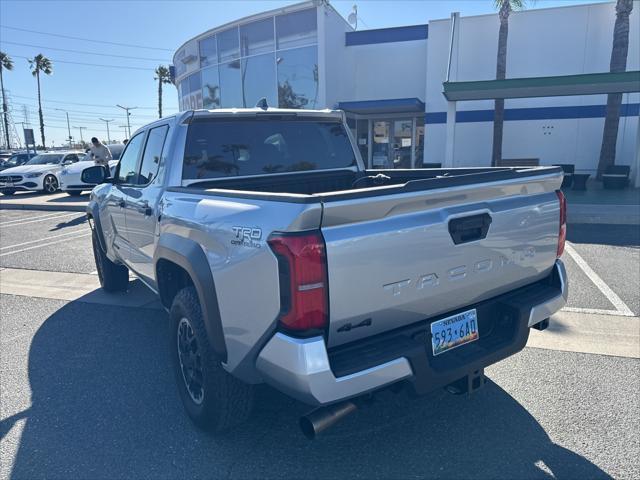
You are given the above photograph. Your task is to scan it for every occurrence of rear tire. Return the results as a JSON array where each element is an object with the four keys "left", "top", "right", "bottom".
[
  {"left": 42, "top": 174, "right": 59, "bottom": 194},
  {"left": 92, "top": 229, "right": 128, "bottom": 292},
  {"left": 67, "top": 190, "right": 83, "bottom": 196},
  {"left": 170, "top": 286, "right": 253, "bottom": 432}
]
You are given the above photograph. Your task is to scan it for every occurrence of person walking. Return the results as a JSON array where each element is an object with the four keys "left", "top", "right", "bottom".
[{"left": 88, "top": 137, "right": 112, "bottom": 167}]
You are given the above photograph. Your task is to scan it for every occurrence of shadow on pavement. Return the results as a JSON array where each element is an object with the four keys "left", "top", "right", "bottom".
[
  {"left": 49, "top": 215, "right": 87, "bottom": 231},
  {"left": 2, "top": 298, "right": 609, "bottom": 480},
  {"left": 567, "top": 224, "right": 640, "bottom": 248}
]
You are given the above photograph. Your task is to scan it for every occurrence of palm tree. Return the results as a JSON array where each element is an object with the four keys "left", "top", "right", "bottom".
[
  {"left": 0, "top": 51, "right": 13, "bottom": 149},
  {"left": 491, "top": 0, "right": 525, "bottom": 167},
  {"left": 28, "top": 54, "right": 53, "bottom": 147},
  {"left": 596, "top": 0, "right": 634, "bottom": 179},
  {"left": 154, "top": 65, "right": 172, "bottom": 118}
]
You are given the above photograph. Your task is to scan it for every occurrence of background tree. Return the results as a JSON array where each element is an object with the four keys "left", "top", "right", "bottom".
[
  {"left": 491, "top": 0, "right": 525, "bottom": 167},
  {"left": 0, "top": 51, "right": 13, "bottom": 149},
  {"left": 154, "top": 65, "right": 172, "bottom": 118},
  {"left": 596, "top": 0, "right": 634, "bottom": 178},
  {"left": 28, "top": 54, "right": 53, "bottom": 147}
]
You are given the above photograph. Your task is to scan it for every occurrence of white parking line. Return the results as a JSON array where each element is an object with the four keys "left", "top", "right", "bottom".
[
  {"left": 564, "top": 242, "right": 635, "bottom": 317},
  {"left": 0, "top": 212, "right": 80, "bottom": 227},
  {"left": 0, "top": 232, "right": 91, "bottom": 257},
  {"left": 0, "top": 211, "right": 67, "bottom": 225},
  {"left": 1, "top": 228, "right": 88, "bottom": 250}
]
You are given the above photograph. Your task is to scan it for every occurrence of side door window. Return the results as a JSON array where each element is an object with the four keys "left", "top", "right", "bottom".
[
  {"left": 135, "top": 125, "right": 169, "bottom": 186},
  {"left": 116, "top": 133, "right": 146, "bottom": 185},
  {"left": 65, "top": 154, "right": 79, "bottom": 163}
]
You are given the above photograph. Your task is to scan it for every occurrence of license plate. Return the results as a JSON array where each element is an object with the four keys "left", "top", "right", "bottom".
[{"left": 430, "top": 309, "right": 479, "bottom": 356}]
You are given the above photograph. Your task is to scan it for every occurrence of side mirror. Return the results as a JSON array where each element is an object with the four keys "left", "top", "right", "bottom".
[
  {"left": 62, "top": 160, "right": 73, "bottom": 165},
  {"left": 81, "top": 165, "right": 112, "bottom": 185}
]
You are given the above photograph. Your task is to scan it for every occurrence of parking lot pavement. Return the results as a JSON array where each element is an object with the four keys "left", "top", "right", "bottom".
[
  {"left": 0, "top": 211, "right": 94, "bottom": 274},
  {"left": 0, "top": 210, "right": 639, "bottom": 479},
  {"left": 0, "top": 191, "right": 87, "bottom": 212},
  {"left": 1, "top": 294, "right": 638, "bottom": 480}
]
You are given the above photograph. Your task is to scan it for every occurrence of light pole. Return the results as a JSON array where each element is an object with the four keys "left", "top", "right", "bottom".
[
  {"left": 116, "top": 104, "right": 137, "bottom": 139},
  {"left": 73, "top": 125, "right": 87, "bottom": 144},
  {"left": 99, "top": 118, "right": 114, "bottom": 143},
  {"left": 55, "top": 108, "right": 72, "bottom": 148}
]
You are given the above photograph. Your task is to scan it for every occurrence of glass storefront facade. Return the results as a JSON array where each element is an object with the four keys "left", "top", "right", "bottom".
[
  {"left": 350, "top": 116, "right": 426, "bottom": 169},
  {"left": 177, "top": 8, "right": 318, "bottom": 111}
]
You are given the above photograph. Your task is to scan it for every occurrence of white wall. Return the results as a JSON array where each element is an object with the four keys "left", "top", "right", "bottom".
[
  {"left": 425, "top": 1, "right": 640, "bottom": 173},
  {"left": 344, "top": 39, "right": 427, "bottom": 103},
  {"left": 322, "top": 5, "right": 356, "bottom": 108}
]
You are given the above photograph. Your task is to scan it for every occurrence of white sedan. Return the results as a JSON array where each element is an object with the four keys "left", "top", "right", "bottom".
[
  {"left": 59, "top": 144, "right": 124, "bottom": 196},
  {"left": 0, "top": 151, "right": 84, "bottom": 195}
]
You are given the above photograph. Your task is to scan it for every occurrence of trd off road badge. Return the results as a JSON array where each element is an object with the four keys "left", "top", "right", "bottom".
[{"left": 231, "top": 226, "right": 263, "bottom": 248}]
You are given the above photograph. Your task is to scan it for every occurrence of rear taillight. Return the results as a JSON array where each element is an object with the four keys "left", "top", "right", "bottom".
[
  {"left": 268, "top": 231, "right": 329, "bottom": 333},
  {"left": 556, "top": 190, "right": 567, "bottom": 257}
]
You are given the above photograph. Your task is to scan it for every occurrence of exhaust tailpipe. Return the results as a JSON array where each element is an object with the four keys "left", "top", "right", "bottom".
[{"left": 299, "top": 401, "right": 357, "bottom": 439}]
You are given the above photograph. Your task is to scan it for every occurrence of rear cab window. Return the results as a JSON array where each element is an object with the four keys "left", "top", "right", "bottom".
[{"left": 182, "top": 116, "right": 357, "bottom": 182}]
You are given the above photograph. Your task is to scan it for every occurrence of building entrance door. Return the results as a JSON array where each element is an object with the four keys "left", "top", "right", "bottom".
[{"left": 371, "top": 118, "right": 414, "bottom": 169}]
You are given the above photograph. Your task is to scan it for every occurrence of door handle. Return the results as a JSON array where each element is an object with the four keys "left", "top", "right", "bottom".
[
  {"left": 139, "top": 201, "right": 152, "bottom": 217},
  {"left": 448, "top": 213, "right": 492, "bottom": 245}
]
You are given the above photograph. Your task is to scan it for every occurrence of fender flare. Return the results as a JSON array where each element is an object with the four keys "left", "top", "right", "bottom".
[
  {"left": 86, "top": 200, "right": 107, "bottom": 252},
  {"left": 154, "top": 234, "right": 227, "bottom": 362}
]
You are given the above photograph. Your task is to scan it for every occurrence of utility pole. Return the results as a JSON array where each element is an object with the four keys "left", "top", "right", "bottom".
[
  {"left": 116, "top": 104, "right": 137, "bottom": 139},
  {"left": 73, "top": 125, "right": 87, "bottom": 144},
  {"left": 55, "top": 108, "right": 72, "bottom": 149},
  {"left": 99, "top": 118, "right": 114, "bottom": 143}
]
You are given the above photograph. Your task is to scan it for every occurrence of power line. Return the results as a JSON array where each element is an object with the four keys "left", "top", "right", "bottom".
[
  {"left": 15, "top": 103, "right": 167, "bottom": 120},
  {"left": 10, "top": 94, "right": 176, "bottom": 111},
  {"left": 12, "top": 54, "right": 157, "bottom": 72},
  {"left": 2, "top": 40, "right": 170, "bottom": 62},
  {"left": 0, "top": 25, "right": 174, "bottom": 52}
]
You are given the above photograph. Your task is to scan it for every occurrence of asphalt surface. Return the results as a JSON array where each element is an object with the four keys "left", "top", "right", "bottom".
[{"left": 1, "top": 209, "right": 639, "bottom": 479}]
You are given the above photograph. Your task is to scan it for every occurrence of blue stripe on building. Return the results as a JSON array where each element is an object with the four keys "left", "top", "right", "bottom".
[
  {"left": 345, "top": 24, "right": 428, "bottom": 46},
  {"left": 425, "top": 103, "right": 640, "bottom": 124}
]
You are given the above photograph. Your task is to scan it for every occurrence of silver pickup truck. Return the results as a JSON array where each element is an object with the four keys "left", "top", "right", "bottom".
[{"left": 83, "top": 107, "right": 568, "bottom": 439}]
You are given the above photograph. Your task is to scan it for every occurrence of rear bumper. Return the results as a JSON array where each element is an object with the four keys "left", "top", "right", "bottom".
[{"left": 256, "top": 260, "right": 567, "bottom": 406}]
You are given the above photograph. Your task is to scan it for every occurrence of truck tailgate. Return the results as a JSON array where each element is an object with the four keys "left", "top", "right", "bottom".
[{"left": 321, "top": 171, "right": 562, "bottom": 347}]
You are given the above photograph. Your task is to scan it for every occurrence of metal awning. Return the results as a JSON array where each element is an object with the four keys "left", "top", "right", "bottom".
[
  {"left": 443, "top": 71, "right": 640, "bottom": 101},
  {"left": 337, "top": 98, "right": 426, "bottom": 115}
]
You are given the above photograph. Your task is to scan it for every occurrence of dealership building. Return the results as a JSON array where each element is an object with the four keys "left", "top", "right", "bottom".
[{"left": 172, "top": 0, "right": 639, "bottom": 177}]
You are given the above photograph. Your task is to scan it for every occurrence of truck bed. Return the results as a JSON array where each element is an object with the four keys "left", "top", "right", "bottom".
[
  {"left": 167, "top": 165, "right": 564, "bottom": 349},
  {"left": 175, "top": 166, "right": 562, "bottom": 202}
]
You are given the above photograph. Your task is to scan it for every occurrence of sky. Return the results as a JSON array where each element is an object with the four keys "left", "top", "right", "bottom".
[{"left": 0, "top": 0, "right": 611, "bottom": 147}]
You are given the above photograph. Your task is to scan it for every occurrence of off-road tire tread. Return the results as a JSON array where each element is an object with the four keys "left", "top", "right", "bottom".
[
  {"left": 171, "top": 286, "right": 253, "bottom": 432},
  {"left": 92, "top": 229, "right": 128, "bottom": 292}
]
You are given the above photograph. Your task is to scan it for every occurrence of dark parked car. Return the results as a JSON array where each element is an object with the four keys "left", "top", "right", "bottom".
[{"left": 0, "top": 152, "right": 37, "bottom": 171}]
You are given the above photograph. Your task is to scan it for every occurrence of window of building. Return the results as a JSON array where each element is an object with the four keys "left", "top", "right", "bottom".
[
  {"left": 240, "top": 18, "right": 274, "bottom": 57},
  {"left": 137, "top": 125, "right": 169, "bottom": 185},
  {"left": 199, "top": 35, "right": 217, "bottom": 67},
  {"left": 202, "top": 66, "right": 221, "bottom": 109},
  {"left": 219, "top": 60, "right": 243, "bottom": 107},
  {"left": 182, "top": 119, "right": 356, "bottom": 180},
  {"left": 276, "top": 9, "right": 317, "bottom": 50},
  {"left": 218, "top": 27, "right": 239, "bottom": 63},
  {"left": 241, "top": 54, "right": 277, "bottom": 108},
  {"left": 276, "top": 46, "right": 318, "bottom": 109},
  {"left": 175, "top": 49, "right": 186, "bottom": 77},
  {"left": 188, "top": 72, "right": 202, "bottom": 93},
  {"left": 117, "top": 133, "right": 145, "bottom": 184}
]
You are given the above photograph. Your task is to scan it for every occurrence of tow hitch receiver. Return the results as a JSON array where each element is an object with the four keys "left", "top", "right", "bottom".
[{"left": 445, "top": 369, "right": 486, "bottom": 395}]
